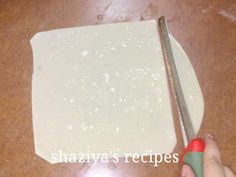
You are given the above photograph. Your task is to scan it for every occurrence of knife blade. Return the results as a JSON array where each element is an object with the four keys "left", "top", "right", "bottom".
[
  {"left": 158, "top": 16, "right": 195, "bottom": 141},
  {"left": 158, "top": 16, "right": 205, "bottom": 177}
]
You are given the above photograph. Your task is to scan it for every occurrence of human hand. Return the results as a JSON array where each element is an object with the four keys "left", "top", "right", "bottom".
[{"left": 181, "top": 134, "right": 236, "bottom": 177}]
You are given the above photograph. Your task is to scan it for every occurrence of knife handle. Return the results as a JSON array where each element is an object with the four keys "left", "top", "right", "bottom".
[{"left": 183, "top": 138, "right": 205, "bottom": 177}]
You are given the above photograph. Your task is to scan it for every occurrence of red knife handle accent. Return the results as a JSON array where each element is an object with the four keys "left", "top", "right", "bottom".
[{"left": 184, "top": 138, "right": 205, "bottom": 154}]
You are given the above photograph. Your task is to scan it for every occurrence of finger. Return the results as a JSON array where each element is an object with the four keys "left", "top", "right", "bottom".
[
  {"left": 204, "top": 133, "right": 221, "bottom": 163},
  {"left": 224, "top": 166, "right": 236, "bottom": 177},
  {"left": 204, "top": 133, "right": 226, "bottom": 177},
  {"left": 181, "top": 164, "right": 195, "bottom": 177}
]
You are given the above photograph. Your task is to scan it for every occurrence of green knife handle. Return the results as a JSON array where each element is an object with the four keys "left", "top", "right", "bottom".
[{"left": 183, "top": 138, "right": 205, "bottom": 177}]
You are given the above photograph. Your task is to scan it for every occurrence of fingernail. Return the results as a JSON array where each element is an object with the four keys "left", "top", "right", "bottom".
[
  {"left": 181, "top": 165, "right": 189, "bottom": 177},
  {"left": 181, "top": 168, "right": 187, "bottom": 177},
  {"left": 181, "top": 165, "right": 195, "bottom": 177},
  {"left": 205, "top": 133, "right": 214, "bottom": 139}
]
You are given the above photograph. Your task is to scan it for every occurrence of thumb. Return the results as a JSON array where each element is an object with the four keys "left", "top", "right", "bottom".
[{"left": 204, "top": 133, "right": 226, "bottom": 177}]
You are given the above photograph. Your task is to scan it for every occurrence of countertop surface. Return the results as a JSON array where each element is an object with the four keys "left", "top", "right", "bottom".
[{"left": 0, "top": 0, "right": 236, "bottom": 176}]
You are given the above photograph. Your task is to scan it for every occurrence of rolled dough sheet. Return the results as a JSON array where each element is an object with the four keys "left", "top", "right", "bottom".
[{"left": 30, "top": 20, "right": 204, "bottom": 164}]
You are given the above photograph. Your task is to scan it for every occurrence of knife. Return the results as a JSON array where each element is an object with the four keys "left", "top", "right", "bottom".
[{"left": 158, "top": 16, "right": 205, "bottom": 177}]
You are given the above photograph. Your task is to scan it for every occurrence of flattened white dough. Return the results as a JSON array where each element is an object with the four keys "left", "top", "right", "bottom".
[{"left": 31, "top": 20, "right": 204, "bottom": 163}]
